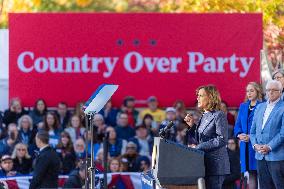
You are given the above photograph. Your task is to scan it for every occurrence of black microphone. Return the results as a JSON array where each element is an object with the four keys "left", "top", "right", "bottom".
[{"left": 159, "top": 121, "right": 174, "bottom": 138}]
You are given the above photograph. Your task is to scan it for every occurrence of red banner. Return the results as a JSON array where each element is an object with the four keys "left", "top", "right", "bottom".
[{"left": 9, "top": 13, "right": 262, "bottom": 107}]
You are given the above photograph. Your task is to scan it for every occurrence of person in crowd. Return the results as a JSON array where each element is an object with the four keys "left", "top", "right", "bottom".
[
  {"left": 115, "top": 112, "right": 135, "bottom": 141},
  {"left": 17, "top": 115, "right": 37, "bottom": 156},
  {"left": 120, "top": 96, "right": 139, "bottom": 128},
  {"left": 220, "top": 101, "right": 235, "bottom": 127},
  {"left": 141, "top": 114, "right": 158, "bottom": 137},
  {"left": 55, "top": 102, "right": 71, "bottom": 130},
  {"left": 272, "top": 69, "right": 284, "bottom": 99},
  {"left": 139, "top": 96, "right": 166, "bottom": 126},
  {"left": 173, "top": 100, "right": 187, "bottom": 123},
  {"left": 95, "top": 148, "right": 107, "bottom": 172},
  {"left": 108, "top": 157, "right": 121, "bottom": 173},
  {"left": 29, "top": 99, "right": 48, "bottom": 126},
  {"left": 222, "top": 138, "right": 241, "bottom": 189},
  {"left": 129, "top": 124, "right": 153, "bottom": 157},
  {"left": 250, "top": 80, "right": 284, "bottom": 189},
  {"left": 137, "top": 156, "right": 151, "bottom": 173},
  {"left": 120, "top": 141, "right": 140, "bottom": 172},
  {"left": 73, "top": 138, "right": 86, "bottom": 160},
  {"left": 234, "top": 82, "right": 263, "bottom": 189},
  {"left": 120, "top": 157, "right": 129, "bottom": 172},
  {"left": 84, "top": 130, "right": 101, "bottom": 159},
  {"left": 65, "top": 114, "right": 85, "bottom": 144},
  {"left": 175, "top": 123, "right": 188, "bottom": 145},
  {"left": 74, "top": 102, "right": 86, "bottom": 126},
  {"left": 63, "top": 161, "right": 86, "bottom": 188},
  {"left": 43, "top": 112, "right": 61, "bottom": 148},
  {"left": 0, "top": 112, "right": 4, "bottom": 139},
  {"left": 184, "top": 85, "right": 230, "bottom": 189},
  {"left": 56, "top": 131, "right": 76, "bottom": 175},
  {"left": 106, "top": 126, "right": 127, "bottom": 157},
  {"left": 93, "top": 114, "right": 107, "bottom": 143},
  {"left": 220, "top": 101, "right": 235, "bottom": 137},
  {"left": 29, "top": 130, "right": 60, "bottom": 189},
  {"left": 159, "top": 107, "right": 180, "bottom": 141},
  {"left": 99, "top": 100, "right": 118, "bottom": 127},
  {"left": 11, "top": 143, "right": 32, "bottom": 175},
  {"left": 3, "top": 98, "right": 28, "bottom": 126},
  {"left": 0, "top": 123, "right": 20, "bottom": 156},
  {"left": 0, "top": 155, "right": 18, "bottom": 177}
]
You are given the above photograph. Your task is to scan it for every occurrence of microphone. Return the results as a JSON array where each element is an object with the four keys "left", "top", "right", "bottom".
[{"left": 159, "top": 121, "right": 174, "bottom": 138}]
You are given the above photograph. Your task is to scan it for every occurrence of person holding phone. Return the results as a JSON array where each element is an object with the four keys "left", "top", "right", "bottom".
[{"left": 3, "top": 98, "right": 28, "bottom": 126}]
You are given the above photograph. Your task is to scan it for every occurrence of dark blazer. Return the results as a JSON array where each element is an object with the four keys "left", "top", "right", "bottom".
[
  {"left": 195, "top": 110, "right": 230, "bottom": 176},
  {"left": 29, "top": 146, "right": 60, "bottom": 189}
]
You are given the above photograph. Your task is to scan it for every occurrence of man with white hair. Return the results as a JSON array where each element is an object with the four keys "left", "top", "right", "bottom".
[
  {"left": 250, "top": 80, "right": 284, "bottom": 189},
  {"left": 272, "top": 69, "right": 284, "bottom": 100}
]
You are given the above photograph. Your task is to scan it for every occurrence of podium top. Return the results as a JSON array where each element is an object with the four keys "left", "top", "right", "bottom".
[{"left": 155, "top": 137, "right": 204, "bottom": 155}]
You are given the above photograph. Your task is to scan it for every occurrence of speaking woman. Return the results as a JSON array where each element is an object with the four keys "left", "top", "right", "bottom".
[
  {"left": 184, "top": 85, "right": 230, "bottom": 189},
  {"left": 234, "top": 82, "right": 263, "bottom": 189}
]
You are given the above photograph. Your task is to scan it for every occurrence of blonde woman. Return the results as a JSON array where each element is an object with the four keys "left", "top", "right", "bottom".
[
  {"left": 234, "top": 82, "right": 263, "bottom": 189},
  {"left": 11, "top": 143, "right": 32, "bottom": 174}
]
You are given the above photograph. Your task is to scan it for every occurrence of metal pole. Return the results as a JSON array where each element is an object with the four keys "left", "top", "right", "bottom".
[
  {"left": 89, "top": 112, "right": 96, "bottom": 189},
  {"left": 84, "top": 114, "right": 90, "bottom": 189}
]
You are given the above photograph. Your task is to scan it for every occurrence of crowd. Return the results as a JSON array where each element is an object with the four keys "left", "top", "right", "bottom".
[
  {"left": 0, "top": 69, "right": 284, "bottom": 189},
  {"left": 0, "top": 95, "right": 189, "bottom": 188}
]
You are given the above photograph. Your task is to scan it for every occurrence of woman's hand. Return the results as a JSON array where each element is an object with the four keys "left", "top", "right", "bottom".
[
  {"left": 188, "top": 144, "right": 197, "bottom": 148},
  {"left": 184, "top": 114, "right": 195, "bottom": 127},
  {"left": 238, "top": 133, "right": 250, "bottom": 142}
]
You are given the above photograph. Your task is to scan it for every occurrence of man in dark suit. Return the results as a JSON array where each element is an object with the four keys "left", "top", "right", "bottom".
[
  {"left": 250, "top": 80, "right": 284, "bottom": 189},
  {"left": 29, "top": 130, "right": 60, "bottom": 189}
]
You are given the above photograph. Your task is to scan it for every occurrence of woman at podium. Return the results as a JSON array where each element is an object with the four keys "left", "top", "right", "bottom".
[{"left": 184, "top": 85, "right": 230, "bottom": 189}]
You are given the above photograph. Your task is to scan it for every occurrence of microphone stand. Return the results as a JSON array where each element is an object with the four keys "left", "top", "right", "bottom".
[
  {"left": 84, "top": 114, "right": 90, "bottom": 189},
  {"left": 85, "top": 111, "right": 96, "bottom": 189}
]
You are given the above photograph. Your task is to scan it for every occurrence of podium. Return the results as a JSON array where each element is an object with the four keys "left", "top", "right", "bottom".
[{"left": 151, "top": 137, "right": 205, "bottom": 188}]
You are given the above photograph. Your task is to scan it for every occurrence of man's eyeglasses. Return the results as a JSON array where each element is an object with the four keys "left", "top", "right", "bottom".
[
  {"left": 274, "top": 76, "right": 284, "bottom": 80},
  {"left": 266, "top": 89, "right": 280, "bottom": 93}
]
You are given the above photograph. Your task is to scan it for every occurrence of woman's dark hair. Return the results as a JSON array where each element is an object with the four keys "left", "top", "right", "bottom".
[
  {"left": 44, "top": 112, "right": 60, "bottom": 131},
  {"left": 142, "top": 114, "right": 154, "bottom": 126},
  {"left": 56, "top": 131, "right": 74, "bottom": 152},
  {"left": 34, "top": 99, "right": 47, "bottom": 115},
  {"left": 228, "top": 137, "right": 239, "bottom": 151}
]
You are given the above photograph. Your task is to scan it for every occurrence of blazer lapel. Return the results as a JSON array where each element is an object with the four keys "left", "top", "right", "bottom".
[
  {"left": 199, "top": 112, "right": 215, "bottom": 134},
  {"left": 262, "top": 101, "right": 281, "bottom": 130}
]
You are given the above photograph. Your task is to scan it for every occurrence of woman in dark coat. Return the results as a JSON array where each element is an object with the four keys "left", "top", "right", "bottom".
[
  {"left": 11, "top": 143, "right": 32, "bottom": 174},
  {"left": 56, "top": 131, "right": 76, "bottom": 174}
]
